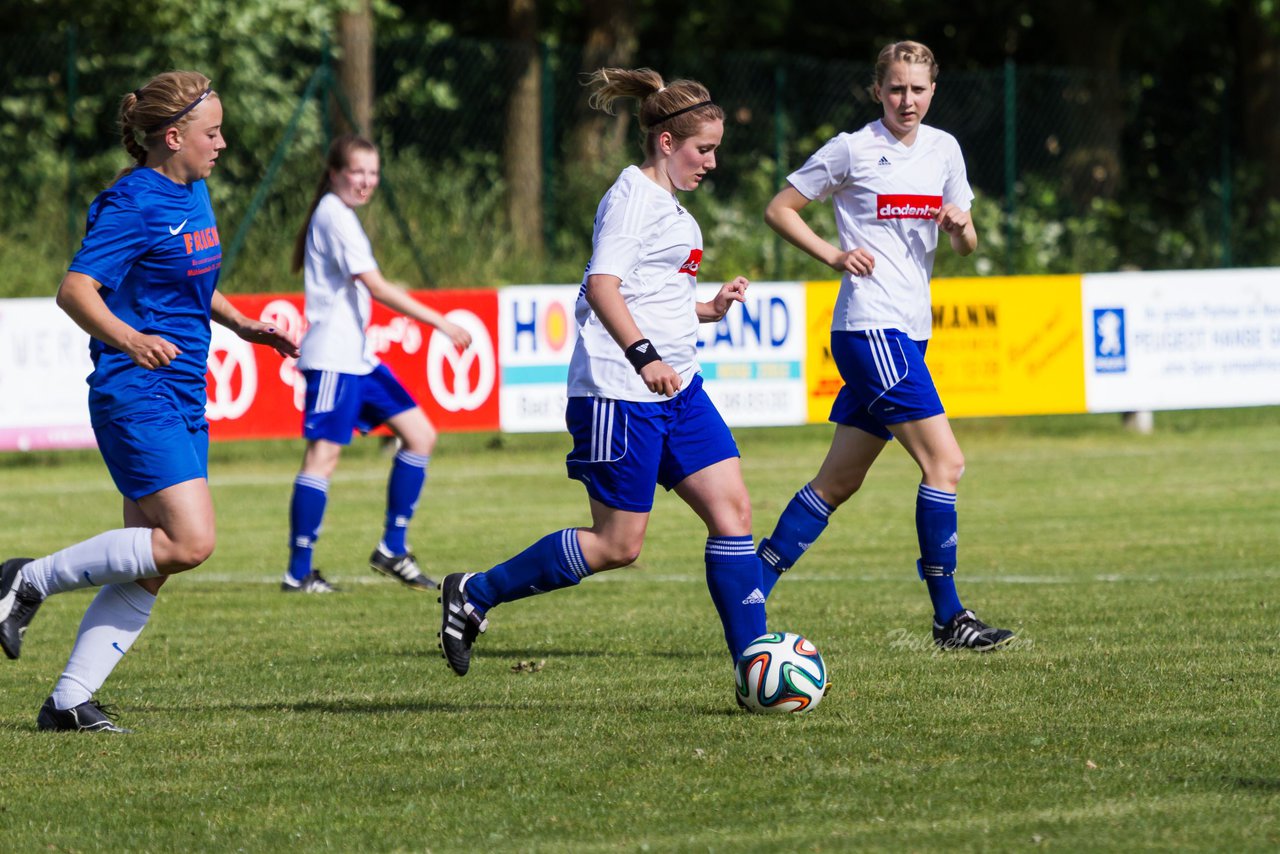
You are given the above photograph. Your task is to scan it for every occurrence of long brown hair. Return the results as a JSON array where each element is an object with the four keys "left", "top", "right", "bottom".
[
  {"left": 291, "top": 134, "right": 379, "bottom": 274},
  {"left": 115, "top": 70, "right": 215, "bottom": 183},
  {"left": 583, "top": 67, "right": 723, "bottom": 158}
]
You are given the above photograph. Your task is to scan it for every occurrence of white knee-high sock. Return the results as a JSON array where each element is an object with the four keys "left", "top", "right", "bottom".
[
  {"left": 22, "top": 528, "right": 159, "bottom": 598},
  {"left": 50, "top": 581, "right": 156, "bottom": 710}
]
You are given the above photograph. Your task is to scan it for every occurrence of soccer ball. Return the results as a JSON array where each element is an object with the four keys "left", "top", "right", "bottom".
[{"left": 734, "top": 632, "right": 827, "bottom": 714}]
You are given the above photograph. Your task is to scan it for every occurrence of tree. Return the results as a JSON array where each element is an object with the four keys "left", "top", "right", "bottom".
[
  {"left": 504, "top": 0, "right": 544, "bottom": 258},
  {"left": 1234, "top": 0, "right": 1280, "bottom": 226},
  {"left": 336, "top": 0, "right": 375, "bottom": 137}
]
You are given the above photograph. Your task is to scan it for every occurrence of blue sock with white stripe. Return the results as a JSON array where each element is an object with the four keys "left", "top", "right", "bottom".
[
  {"left": 382, "top": 450, "right": 428, "bottom": 555},
  {"left": 464, "top": 529, "right": 590, "bottom": 612},
  {"left": 915, "top": 484, "right": 963, "bottom": 623},
  {"left": 705, "top": 536, "right": 768, "bottom": 659},
  {"left": 288, "top": 474, "right": 329, "bottom": 581},
  {"left": 758, "top": 484, "right": 834, "bottom": 596}
]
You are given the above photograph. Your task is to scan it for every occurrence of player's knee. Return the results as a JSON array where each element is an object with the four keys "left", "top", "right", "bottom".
[
  {"left": 165, "top": 534, "right": 216, "bottom": 572},
  {"left": 926, "top": 455, "right": 965, "bottom": 492},
  {"left": 403, "top": 425, "right": 437, "bottom": 456},
  {"left": 599, "top": 538, "right": 643, "bottom": 569}
]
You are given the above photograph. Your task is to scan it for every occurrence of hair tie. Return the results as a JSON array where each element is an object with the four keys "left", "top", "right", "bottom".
[
  {"left": 151, "top": 86, "right": 214, "bottom": 130},
  {"left": 653, "top": 100, "right": 713, "bottom": 124},
  {"left": 133, "top": 89, "right": 144, "bottom": 100}
]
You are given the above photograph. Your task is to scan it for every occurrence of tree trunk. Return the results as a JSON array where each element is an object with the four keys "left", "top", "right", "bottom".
[
  {"left": 504, "top": 0, "right": 544, "bottom": 258},
  {"left": 1235, "top": 0, "right": 1280, "bottom": 226},
  {"left": 336, "top": 0, "right": 374, "bottom": 138},
  {"left": 1043, "top": 2, "right": 1128, "bottom": 206},
  {"left": 570, "top": 0, "right": 639, "bottom": 166}
]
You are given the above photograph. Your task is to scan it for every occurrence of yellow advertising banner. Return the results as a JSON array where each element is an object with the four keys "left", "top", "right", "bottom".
[{"left": 805, "top": 275, "right": 1087, "bottom": 422}]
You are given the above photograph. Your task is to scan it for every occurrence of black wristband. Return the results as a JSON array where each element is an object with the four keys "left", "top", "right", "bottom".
[{"left": 624, "top": 338, "right": 662, "bottom": 373}]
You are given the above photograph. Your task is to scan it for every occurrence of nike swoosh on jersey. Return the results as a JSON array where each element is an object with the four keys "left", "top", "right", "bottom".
[{"left": 169, "top": 219, "right": 188, "bottom": 235}]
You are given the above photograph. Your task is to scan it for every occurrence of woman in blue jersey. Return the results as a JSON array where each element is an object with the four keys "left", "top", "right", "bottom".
[
  {"left": 438, "top": 68, "right": 768, "bottom": 685},
  {"left": 282, "top": 135, "right": 472, "bottom": 595},
  {"left": 0, "top": 70, "right": 298, "bottom": 732},
  {"left": 756, "top": 41, "right": 1015, "bottom": 650}
]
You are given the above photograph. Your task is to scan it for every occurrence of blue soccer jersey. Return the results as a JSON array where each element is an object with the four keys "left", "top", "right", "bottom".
[{"left": 68, "top": 167, "right": 222, "bottom": 427}]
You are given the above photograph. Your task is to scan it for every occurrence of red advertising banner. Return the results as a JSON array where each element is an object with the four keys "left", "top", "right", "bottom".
[{"left": 205, "top": 290, "right": 499, "bottom": 442}]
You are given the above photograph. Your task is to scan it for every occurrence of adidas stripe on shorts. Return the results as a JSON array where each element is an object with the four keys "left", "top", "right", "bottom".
[{"left": 827, "top": 328, "right": 945, "bottom": 440}]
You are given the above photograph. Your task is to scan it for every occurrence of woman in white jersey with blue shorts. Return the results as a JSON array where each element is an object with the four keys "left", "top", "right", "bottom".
[
  {"left": 283, "top": 135, "right": 472, "bottom": 594},
  {"left": 756, "top": 41, "right": 1016, "bottom": 650},
  {"left": 437, "top": 68, "right": 768, "bottom": 683}
]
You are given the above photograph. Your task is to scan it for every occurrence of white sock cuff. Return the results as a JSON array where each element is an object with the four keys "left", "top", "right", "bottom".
[{"left": 111, "top": 581, "right": 158, "bottom": 616}]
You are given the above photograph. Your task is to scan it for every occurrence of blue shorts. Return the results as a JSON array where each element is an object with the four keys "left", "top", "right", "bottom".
[
  {"left": 302, "top": 364, "right": 417, "bottom": 445},
  {"left": 564, "top": 374, "right": 739, "bottom": 513},
  {"left": 828, "top": 329, "right": 945, "bottom": 441},
  {"left": 95, "top": 409, "right": 210, "bottom": 501}
]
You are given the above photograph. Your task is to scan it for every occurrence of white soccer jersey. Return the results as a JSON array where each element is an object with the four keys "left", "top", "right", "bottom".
[
  {"left": 788, "top": 120, "right": 974, "bottom": 340},
  {"left": 567, "top": 165, "right": 704, "bottom": 402},
  {"left": 297, "top": 192, "right": 379, "bottom": 374}
]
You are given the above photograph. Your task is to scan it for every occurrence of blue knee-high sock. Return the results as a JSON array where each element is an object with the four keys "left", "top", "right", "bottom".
[
  {"left": 757, "top": 484, "right": 833, "bottom": 596},
  {"left": 288, "top": 474, "right": 329, "bottom": 581},
  {"left": 465, "top": 529, "right": 590, "bottom": 612},
  {"left": 705, "top": 536, "right": 768, "bottom": 660},
  {"left": 916, "top": 484, "right": 963, "bottom": 623},
  {"left": 382, "top": 450, "right": 428, "bottom": 556}
]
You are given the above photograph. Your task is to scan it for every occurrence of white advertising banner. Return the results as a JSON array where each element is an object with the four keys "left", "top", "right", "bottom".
[
  {"left": 498, "top": 285, "right": 581, "bottom": 433},
  {"left": 0, "top": 298, "right": 96, "bottom": 450},
  {"left": 498, "top": 282, "right": 809, "bottom": 433},
  {"left": 695, "top": 281, "right": 808, "bottom": 427},
  {"left": 1083, "top": 268, "right": 1280, "bottom": 412}
]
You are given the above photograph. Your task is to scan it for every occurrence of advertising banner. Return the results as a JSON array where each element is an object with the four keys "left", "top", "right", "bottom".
[
  {"left": 498, "top": 282, "right": 808, "bottom": 433},
  {"left": 498, "top": 285, "right": 580, "bottom": 433},
  {"left": 207, "top": 290, "right": 501, "bottom": 442},
  {"left": 1082, "top": 268, "right": 1280, "bottom": 412},
  {"left": 804, "top": 276, "right": 1087, "bottom": 421},
  {"left": 0, "top": 298, "right": 96, "bottom": 450},
  {"left": 928, "top": 275, "right": 1086, "bottom": 417},
  {"left": 695, "top": 281, "right": 808, "bottom": 427}
]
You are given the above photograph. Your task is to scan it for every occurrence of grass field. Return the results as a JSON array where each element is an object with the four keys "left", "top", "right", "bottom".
[{"left": 1, "top": 409, "right": 1278, "bottom": 852}]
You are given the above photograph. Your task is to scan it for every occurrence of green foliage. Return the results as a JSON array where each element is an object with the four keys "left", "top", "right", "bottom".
[{"left": 0, "top": 15, "right": 1274, "bottom": 295}]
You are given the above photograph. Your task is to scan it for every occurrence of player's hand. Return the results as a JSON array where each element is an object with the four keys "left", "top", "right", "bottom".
[
  {"left": 126, "top": 333, "right": 181, "bottom": 370},
  {"left": 933, "top": 204, "right": 970, "bottom": 236},
  {"left": 640, "top": 360, "right": 682, "bottom": 397},
  {"left": 441, "top": 320, "right": 472, "bottom": 350},
  {"left": 831, "top": 248, "right": 875, "bottom": 276},
  {"left": 238, "top": 319, "right": 301, "bottom": 359},
  {"left": 709, "top": 277, "right": 749, "bottom": 320}
]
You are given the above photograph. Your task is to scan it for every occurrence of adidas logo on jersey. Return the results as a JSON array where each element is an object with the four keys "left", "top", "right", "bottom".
[
  {"left": 877, "top": 156, "right": 891, "bottom": 166},
  {"left": 741, "top": 588, "right": 766, "bottom": 605}
]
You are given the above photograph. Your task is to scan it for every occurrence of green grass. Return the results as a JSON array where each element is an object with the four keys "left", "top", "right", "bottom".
[{"left": 2, "top": 409, "right": 1279, "bottom": 852}]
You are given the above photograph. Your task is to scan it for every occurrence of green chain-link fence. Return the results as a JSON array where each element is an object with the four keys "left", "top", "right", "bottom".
[{"left": 0, "top": 25, "right": 1262, "bottom": 297}]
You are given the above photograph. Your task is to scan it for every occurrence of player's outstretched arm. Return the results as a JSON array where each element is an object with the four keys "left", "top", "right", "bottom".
[
  {"left": 697, "top": 276, "right": 748, "bottom": 322},
  {"left": 211, "top": 291, "right": 299, "bottom": 358},
  {"left": 56, "top": 271, "right": 181, "bottom": 369},
  {"left": 358, "top": 270, "right": 472, "bottom": 350}
]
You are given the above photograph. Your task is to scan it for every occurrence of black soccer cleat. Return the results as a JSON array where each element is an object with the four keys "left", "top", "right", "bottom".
[
  {"left": 37, "top": 696, "right": 132, "bottom": 733},
  {"left": 933, "top": 609, "right": 1016, "bottom": 651},
  {"left": 438, "top": 572, "right": 488, "bottom": 676},
  {"left": 280, "top": 570, "right": 337, "bottom": 593},
  {"left": 369, "top": 548, "right": 437, "bottom": 591},
  {"left": 0, "top": 557, "right": 43, "bottom": 660}
]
